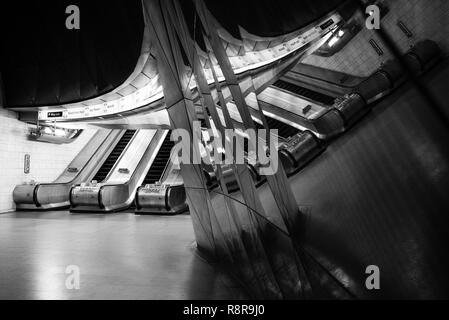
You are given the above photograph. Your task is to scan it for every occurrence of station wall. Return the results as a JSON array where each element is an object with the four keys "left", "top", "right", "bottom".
[
  {"left": 302, "top": 0, "right": 449, "bottom": 77},
  {"left": 0, "top": 104, "right": 96, "bottom": 213}
]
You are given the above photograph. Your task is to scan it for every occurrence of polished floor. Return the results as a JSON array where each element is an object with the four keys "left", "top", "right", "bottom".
[{"left": 0, "top": 210, "right": 247, "bottom": 300}]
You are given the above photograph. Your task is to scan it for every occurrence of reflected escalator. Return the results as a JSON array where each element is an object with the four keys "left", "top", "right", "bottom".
[
  {"left": 272, "top": 79, "right": 336, "bottom": 105},
  {"left": 210, "top": 116, "right": 304, "bottom": 189},
  {"left": 256, "top": 115, "right": 324, "bottom": 177},
  {"left": 264, "top": 116, "right": 300, "bottom": 140}
]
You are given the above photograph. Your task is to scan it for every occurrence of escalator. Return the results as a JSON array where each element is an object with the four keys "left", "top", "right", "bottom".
[
  {"left": 250, "top": 85, "right": 345, "bottom": 140},
  {"left": 204, "top": 113, "right": 319, "bottom": 190},
  {"left": 135, "top": 130, "right": 187, "bottom": 215},
  {"left": 92, "top": 130, "right": 136, "bottom": 182},
  {"left": 272, "top": 79, "right": 336, "bottom": 105},
  {"left": 70, "top": 130, "right": 177, "bottom": 213},
  {"left": 13, "top": 129, "right": 124, "bottom": 210},
  {"left": 264, "top": 116, "right": 300, "bottom": 140},
  {"left": 255, "top": 58, "right": 449, "bottom": 299},
  {"left": 141, "top": 131, "right": 174, "bottom": 185},
  {"left": 285, "top": 63, "right": 366, "bottom": 96},
  {"left": 254, "top": 114, "right": 324, "bottom": 177},
  {"left": 198, "top": 40, "right": 445, "bottom": 299}
]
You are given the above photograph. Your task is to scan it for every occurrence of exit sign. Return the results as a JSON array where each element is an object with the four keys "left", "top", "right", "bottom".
[
  {"left": 24, "top": 154, "right": 31, "bottom": 174},
  {"left": 47, "top": 111, "right": 63, "bottom": 118}
]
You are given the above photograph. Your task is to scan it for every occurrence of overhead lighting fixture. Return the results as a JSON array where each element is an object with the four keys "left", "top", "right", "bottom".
[{"left": 43, "top": 127, "right": 53, "bottom": 134}]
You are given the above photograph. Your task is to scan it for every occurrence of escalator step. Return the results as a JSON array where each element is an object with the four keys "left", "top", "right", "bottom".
[
  {"left": 142, "top": 131, "right": 174, "bottom": 185},
  {"left": 273, "top": 79, "right": 335, "bottom": 105},
  {"left": 92, "top": 130, "right": 137, "bottom": 182},
  {"left": 265, "top": 116, "right": 299, "bottom": 139}
]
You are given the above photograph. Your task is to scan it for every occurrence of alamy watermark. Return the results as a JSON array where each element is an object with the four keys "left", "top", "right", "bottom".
[
  {"left": 365, "top": 265, "right": 380, "bottom": 290},
  {"left": 65, "top": 5, "right": 80, "bottom": 30},
  {"left": 365, "top": 4, "right": 381, "bottom": 30},
  {"left": 65, "top": 265, "right": 80, "bottom": 290},
  {"left": 170, "top": 121, "right": 280, "bottom": 175}
]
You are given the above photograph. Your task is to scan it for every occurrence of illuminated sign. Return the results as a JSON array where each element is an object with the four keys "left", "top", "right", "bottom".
[
  {"left": 47, "top": 111, "right": 63, "bottom": 118},
  {"left": 24, "top": 154, "right": 31, "bottom": 174},
  {"left": 320, "top": 19, "right": 335, "bottom": 30}
]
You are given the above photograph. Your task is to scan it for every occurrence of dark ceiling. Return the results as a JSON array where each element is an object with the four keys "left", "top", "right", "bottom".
[
  {"left": 0, "top": 0, "right": 144, "bottom": 108},
  {"left": 0, "top": 0, "right": 350, "bottom": 108},
  {"left": 205, "top": 0, "right": 347, "bottom": 38}
]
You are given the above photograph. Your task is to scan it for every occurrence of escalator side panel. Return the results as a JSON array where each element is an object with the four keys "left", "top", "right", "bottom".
[
  {"left": 13, "top": 129, "right": 120, "bottom": 210},
  {"left": 135, "top": 130, "right": 188, "bottom": 215},
  {"left": 71, "top": 130, "right": 165, "bottom": 213},
  {"left": 273, "top": 79, "right": 336, "bottom": 105}
]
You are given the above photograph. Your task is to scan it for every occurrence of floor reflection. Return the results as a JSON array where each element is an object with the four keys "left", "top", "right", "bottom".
[{"left": 0, "top": 210, "right": 246, "bottom": 300}]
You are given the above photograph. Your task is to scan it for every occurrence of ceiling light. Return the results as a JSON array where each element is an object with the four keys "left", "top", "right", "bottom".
[{"left": 43, "top": 127, "right": 53, "bottom": 134}]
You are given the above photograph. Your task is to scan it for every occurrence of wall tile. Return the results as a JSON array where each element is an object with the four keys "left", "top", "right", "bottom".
[
  {"left": 303, "top": 0, "right": 449, "bottom": 76},
  {"left": 0, "top": 107, "right": 96, "bottom": 213}
]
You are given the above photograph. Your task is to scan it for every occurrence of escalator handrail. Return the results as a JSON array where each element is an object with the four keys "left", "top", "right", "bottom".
[
  {"left": 96, "top": 130, "right": 168, "bottom": 208},
  {"left": 31, "top": 130, "right": 123, "bottom": 208},
  {"left": 272, "top": 80, "right": 335, "bottom": 106},
  {"left": 36, "top": 129, "right": 119, "bottom": 188},
  {"left": 244, "top": 99, "right": 339, "bottom": 139},
  {"left": 288, "top": 69, "right": 365, "bottom": 90}
]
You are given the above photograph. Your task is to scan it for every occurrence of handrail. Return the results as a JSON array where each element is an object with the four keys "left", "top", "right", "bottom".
[
  {"left": 36, "top": 129, "right": 120, "bottom": 187},
  {"left": 99, "top": 130, "right": 165, "bottom": 189},
  {"left": 288, "top": 68, "right": 365, "bottom": 89},
  {"left": 96, "top": 130, "right": 167, "bottom": 210},
  {"left": 216, "top": 99, "right": 341, "bottom": 140}
]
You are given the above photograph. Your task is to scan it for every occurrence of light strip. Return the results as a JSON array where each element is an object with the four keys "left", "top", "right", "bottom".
[{"left": 38, "top": 13, "right": 341, "bottom": 122}]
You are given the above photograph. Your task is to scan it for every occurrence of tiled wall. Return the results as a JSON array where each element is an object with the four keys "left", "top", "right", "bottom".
[
  {"left": 0, "top": 106, "right": 96, "bottom": 213},
  {"left": 303, "top": 0, "right": 449, "bottom": 77}
]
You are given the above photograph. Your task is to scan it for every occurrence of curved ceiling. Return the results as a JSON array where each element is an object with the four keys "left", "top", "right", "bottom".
[
  {"left": 1, "top": 0, "right": 349, "bottom": 109},
  {"left": 204, "top": 0, "right": 347, "bottom": 38}
]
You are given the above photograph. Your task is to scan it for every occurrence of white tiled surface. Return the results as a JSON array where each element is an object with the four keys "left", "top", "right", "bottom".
[
  {"left": 0, "top": 107, "right": 96, "bottom": 213},
  {"left": 106, "top": 130, "right": 157, "bottom": 184},
  {"left": 303, "top": 0, "right": 449, "bottom": 76}
]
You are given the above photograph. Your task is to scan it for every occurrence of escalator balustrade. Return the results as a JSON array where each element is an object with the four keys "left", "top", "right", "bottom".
[
  {"left": 273, "top": 79, "right": 336, "bottom": 105},
  {"left": 264, "top": 116, "right": 300, "bottom": 140},
  {"left": 135, "top": 131, "right": 187, "bottom": 215}
]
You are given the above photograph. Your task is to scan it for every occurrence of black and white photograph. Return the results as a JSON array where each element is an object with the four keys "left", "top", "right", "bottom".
[{"left": 0, "top": 0, "right": 448, "bottom": 308}]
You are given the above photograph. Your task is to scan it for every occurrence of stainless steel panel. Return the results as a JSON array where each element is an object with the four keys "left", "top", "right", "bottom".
[
  {"left": 13, "top": 129, "right": 123, "bottom": 210},
  {"left": 135, "top": 184, "right": 188, "bottom": 214},
  {"left": 70, "top": 130, "right": 167, "bottom": 212}
]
